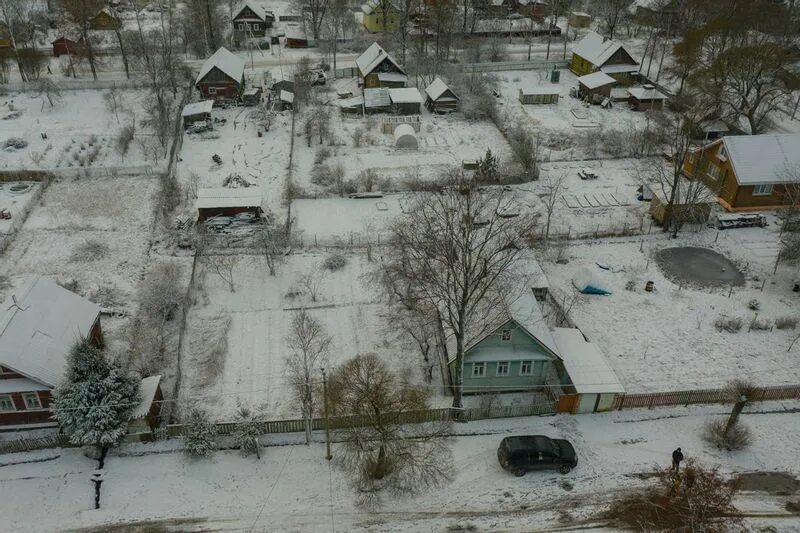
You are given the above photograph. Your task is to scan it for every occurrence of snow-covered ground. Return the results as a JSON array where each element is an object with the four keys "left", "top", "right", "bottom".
[
  {"left": 1, "top": 89, "right": 159, "bottom": 170},
  {"left": 0, "top": 182, "right": 40, "bottom": 235},
  {"left": 1, "top": 402, "right": 798, "bottom": 532},
  {"left": 182, "top": 252, "right": 436, "bottom": 421},
  {"left": 540, "top": 221, "right": 800, "bottom": 392}
]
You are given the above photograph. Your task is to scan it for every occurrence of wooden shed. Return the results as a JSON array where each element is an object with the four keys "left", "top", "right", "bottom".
[
  {"left": 126, "top": 375, "right": 164, "bottom": 439},
  {"left": 197, "top": 187, "right": 263, "bottom": 221},
  {"left": 627, "top": 84, "right": 667, "bottom": 111},
  {"left": 52, "top": 36, "right": 82, "bottom": 57},
  {"left": 424, "top": 77, "right": 459, "bottom": 113},
  {"left": 519, "top": 87, "right": 559, "bottom": 104},
  {"left": 181, "top": 100, "right": 214, "bottom": 128},
  {"left": 577, "top": 71, "right": 616, "bottom": 102},
  {"left": 568, "top": 11, "right": 591, "bottom": 27},
  {"left": 389, "top": 87, "right": 423, "bottom": 115}
]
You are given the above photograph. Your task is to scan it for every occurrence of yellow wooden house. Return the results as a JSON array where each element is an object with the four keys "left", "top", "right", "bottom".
[
  {"left": 361, "top": 0, "right": 400, "bottom": 33},
  {"left": 570, "top": 31, "right": 639, "bottom": 85}
]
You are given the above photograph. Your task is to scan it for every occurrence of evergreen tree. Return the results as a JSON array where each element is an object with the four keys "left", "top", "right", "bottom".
[
  {"left": 477, "top": 148, "right": 498, "bottom": 182},
  {"left": 232, "top": 406, "right": 262, "bottom": 459},
  {"left": 52, "top": 339, "right": 140, "bottom": 451},
  {"left": 184, "top": 408, "right": 217, "bottom": 458}
]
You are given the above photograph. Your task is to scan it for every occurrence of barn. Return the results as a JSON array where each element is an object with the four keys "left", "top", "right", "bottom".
[
  {"left": 356, "top": 42, "right": 407, "bottom": 89},
  {"left": 425, "top": 77, "right": 459, "bottom": 113},
  {"left": 196, "top": 187, "right": 264, "bottom": 221},
  {"left": 195, "top": 47, "right": 246, "bottom": 102}
]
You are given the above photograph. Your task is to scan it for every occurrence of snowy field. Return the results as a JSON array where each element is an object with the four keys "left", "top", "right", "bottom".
[
  {"left": 1, "top": 89, "right": 159, "bottom": 171},
  {"left": 540, "top": 221, "right": 800, "bottom": 392},
  {"left": 177, "top": 105, "right": 293, "bottom": 217},
  {"left": 0, "top": 182, "right": 40, "bottom": 235},
  {"left": 1, "top": 402, "right": 798, "bottom": 532},
  {"left": 182, "top": 252, "right": 435, "bottom": 421}
]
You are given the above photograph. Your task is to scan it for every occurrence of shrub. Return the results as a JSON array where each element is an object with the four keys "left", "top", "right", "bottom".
[
  {"left": 310, "top": 163, "right": 335, "bottom": 187},
  {"left": 625, "top": 280, "right": 636, "bottom": 291},
  {"left": 69, "top": 240, "right": 109, "bottom": 262},
  {"left": 776, "top": 316, "right": 798, "bottom": 330},
  {"left": 322, "top": 253, "right": 347, "bottom": 272},
  {"left": 747, "top": 299, "right": 760, "bottom": 311},
  {"left": 703, "top": 418, "right": 752, "bottom": 451},
  {"left": 749, "top": 316, "right": 772, "bottom": 331},
  {"left": 352, "top": 127, "right": 364, "bottom": 148},
  {"left": 314, "top": 147, "right": 331, "bottom": 165},
  {"left": 232, "top": 406, "right": 263, "bottom": 458},
  {"left": 714, "top": 316, "right": 743, "bottom": 333},
  {"left": 4, "top": 137, "right": 27, "bottom": 150},
  {"left": 183, "top": 409, "right": 217, "bottom": 458}
]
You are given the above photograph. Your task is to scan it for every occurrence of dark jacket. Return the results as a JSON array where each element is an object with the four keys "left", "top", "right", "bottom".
[{"left": 672, "top": 449, "right": 684, "bottom": 463}]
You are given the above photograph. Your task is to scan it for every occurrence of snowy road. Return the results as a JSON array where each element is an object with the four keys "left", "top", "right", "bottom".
[{"left": 2, "top": 402, "right": 799, "bottom": 532}]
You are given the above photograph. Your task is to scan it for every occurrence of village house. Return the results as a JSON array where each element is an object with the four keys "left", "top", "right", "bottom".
[
  {"left": 570, "top": 31, "right": 639, "bottom": 85},
  {"left": 0, "top": 277, "right": 102, "bottom": 427},
  {"left": 52, "top": 36, "right": 83, "bottom": 57},
  {"left": 356, "top": 42, "right": 407, "bottom": 89},
  {"left": 89, "top": 8, "right": 122, "bottom": 30},
  {"left": 361, "top": 0, "right": 400, "bottom": 33},
  {"left": 631, "top": 0, "right": 680, "bottom": 27},
  {"left": 425, "top": 77, "right": 460, "bottom": 113},
  {"left": 684, "top": 134, "right": 800, "bottom": 211},
  {"left": 195, "top": 47, "right": 246, "bottom": 102},
  {"left": 232, "top": 1, "right": 274, "bottom": 46},
  {"left": 486, "top": 0, "right": 517, "bottom": 17},
  {"left": 516, "top": 0, "right": 548, "bottom": 19}
]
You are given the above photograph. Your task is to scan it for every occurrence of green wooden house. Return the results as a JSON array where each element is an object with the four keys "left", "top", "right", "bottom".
[{"left": 450, "top": 290, "right": 564, "bottom": 394}]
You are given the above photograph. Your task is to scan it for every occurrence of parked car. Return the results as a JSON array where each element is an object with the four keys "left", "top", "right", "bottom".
[{"left": 497, "top": 435, "right": 577, "bottom": 476}]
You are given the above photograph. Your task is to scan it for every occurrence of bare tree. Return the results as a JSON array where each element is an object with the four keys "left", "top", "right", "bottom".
[
  {"left": 36, "top": 79, "right": 62, "bottom": 110},
  {"left": 541, "top": 172, "right": 566, "bottom": 246},
  {"left": 297, "top": 0, "right": 329, "bottom": 40},
  {"left": 104, "top": 87, "right": 125, "bottom": 124},
  {"left": 298, "top": 268, "right": 325, "bottom": 303},
  {"left": 61, "top": 0, "right": 104, "bottom": 80},
  {"left": 508, "top": 123, "right": 541, "bottom": 180},
  {"left": 205, "top": 254, "right": 236, "bottom": 292},
  {"left": 106, "top": 4, "right": 130, "bottom": 79},
  {"left": 593, "top": 0, "right": 629, "bottom": 39},
  {"left": 286, "top": 308, "right": 331, "bottom": 444},
  {"left": 381, "top": 169, "right": 538, "bottom": 407},
  {"left": 327, "top": 353, "right": 454, "bottom": 508},
  {"left": 256, "top": 221, "right": 288, "bottom": 276},
  {"left": 115, "top": 121, "right": 135, "bottom": 162},
  {"left": 292, "top": 56, "right": 314, "bottom": 109}
]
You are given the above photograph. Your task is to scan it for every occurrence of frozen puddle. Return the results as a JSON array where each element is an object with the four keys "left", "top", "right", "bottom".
[{"left": 656, "top": 246, "right": 745, "bottom": 287}]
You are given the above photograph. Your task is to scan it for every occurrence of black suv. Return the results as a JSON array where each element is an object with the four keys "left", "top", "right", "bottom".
[{"left": 497, "top": 435, "right": 577, "bottom": 476}]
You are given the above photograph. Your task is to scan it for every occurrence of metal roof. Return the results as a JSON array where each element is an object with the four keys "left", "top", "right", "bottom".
[
  {"left": 364, "top": 87, "right": 391, "bottom": 108},
  {"left": 627, "top": 86, "right": 666, "bottom": 100},
  {"left": 577, "top": 71, "right": 617, "bottom": 89},
  {"left": 552, "top": 328, "right": 624, "bottom": 394},
  {"left": 0, "top": 276, "right": 100, "bottom": 388},
  {"left": 722, "top": 134, "right": 800, "bottom": 185},
  {"left": 389, "top": 87, "right": 423, "bottom": 104}
]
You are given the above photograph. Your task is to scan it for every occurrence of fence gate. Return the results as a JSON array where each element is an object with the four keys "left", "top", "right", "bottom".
[{"left": 558, "top": 394, "right": 579, "bottom": 413}]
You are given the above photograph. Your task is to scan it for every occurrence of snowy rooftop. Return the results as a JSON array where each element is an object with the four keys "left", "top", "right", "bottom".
[
  {"left": 196, "top": 47, "right": 245, "bottom": 84},
  {"left": 280, "top": 90, "right": 294, "bottom": 103},
  {"left": 520, "top": 86, "right": 559, "bottom": 95},
  {"left": 577, "top": 71, "right": 617, "bottom": 89},
  {"left": 0, "top": 276, "right": 100, "bottom": 388},
  {"left": 196, "top": 187, "right": 263, "bottom": 209},
  {"left": 389, "top": 87, "right": 423, "bottom": 104},
  {"left": 377, "top": 72, "right": 408, "bottom": 82},
  {"left": 181, "top": 100, "right": 214, "bottom": 117},
  {"left": 130, "top": 375, "right": 162, "bottom": 420},
  {"left": 355, "top": 42, "right": 405, "bottom": 77},
  {"left": 601, "top": 64, "right": 640, "bottom": 74},
  {"left": 425, "top": 77, "right": 458, "bottom": 101},
  {"left": 235, "top": 0, "right": 269, "bottom": 20},
  {"left": 721, "top": 134, "right": 800, "bottom": 185},
  {"left": 572, "top": 31, "right": 637, "bottom": 68},
  {"left": 364, "top": 88, "right": 391, "bottom": 108},
  {"left": 627, "top": 86, "right": 667, "bottom": 100},
  {"left": 552, "top": 328, "right": 624, "bottom": 394}
]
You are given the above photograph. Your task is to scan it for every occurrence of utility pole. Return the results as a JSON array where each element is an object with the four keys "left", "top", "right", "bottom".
[{"left": 321, "top": 367, "right": 332, "bottom": 460}]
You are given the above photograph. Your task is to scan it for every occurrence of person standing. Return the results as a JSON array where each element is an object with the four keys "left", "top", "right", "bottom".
[{"left": 672, "top": 447, "right": 684, "bottom": 473}]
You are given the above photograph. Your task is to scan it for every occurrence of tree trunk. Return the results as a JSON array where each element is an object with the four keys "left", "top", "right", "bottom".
[
  {"left": 115, "top": 29, "right": 130, "bottom": 79},
  {"left": 724, "top": 398, "right": 747, "bottom": 436},
  {"left": 84, "top": 29, "right": 99, "bottom": 81}
]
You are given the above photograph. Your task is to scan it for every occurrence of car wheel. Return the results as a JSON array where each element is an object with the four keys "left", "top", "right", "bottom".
[
  {"left": 514, "top": 469, "right": 526, "bottom": 477},
  {"left": 558, "top": 464, "right": 572, "bottom": 475}
]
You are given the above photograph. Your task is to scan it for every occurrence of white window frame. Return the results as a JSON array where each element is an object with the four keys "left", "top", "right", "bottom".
[
  {"left": 501, "top": 329, "right": 512, "bottom": 341},
  {"left": 753, "top": 184, "right": 773, "bottom": 196},
  {"left": 208, "top": 86, "right": 217, "bottom": 95},
  {"left": 472, "top": 362, "right": 485, "bottom": 378},
  {"left": 22, "top": 392, "right": 42, "bottom": 410},
  {"left": 718, "top": 145, "right": 727, "bottom": 161},
  {"left": 520, "top": 360, "right": 533, "bottom": 376},
  {"left": 707, "top": 163, "right": 721, "bottom": 180},
  {"left": 0, "top": 394, "right": 15, "bottom": 412},
  {"left": 496, "top": 361, "right": 510, "bottom": 377},
  {"left": 238, "top": 22, "right": 245, "bottom": 30}
]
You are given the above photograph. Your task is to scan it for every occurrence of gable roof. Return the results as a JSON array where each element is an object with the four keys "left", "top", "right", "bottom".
[
  {"left": 572, "top": 31, "right": 637, "bottom": 68},
  {"left": 361, "top": 0, "right": 397, "bottom": 14},
  {"left": 130, "top": 375, "right": 162, "bottom": 420},
  {"left": 425, "top": 77, "right": 459, "bottom": 101},
  {"left": 721, "top": 134, "right": 800, "bottom": 186},
  {"left": 389, "top": 87, "right": 423, "bottom": 104},
  {"left": 196, "top": 47, "right": 245, "bottom": 85},
  {"left": 0, "top": 277, "right": 100, "bottom": 388},
  {"left": 355, "top": 42, "right": 405, "bottom": 77},
  {"left": 234, "top": 0, "right": 269, "bottom": 20}
]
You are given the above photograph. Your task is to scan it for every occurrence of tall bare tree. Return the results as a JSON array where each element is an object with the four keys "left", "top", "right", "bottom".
[
  {"left": 286, "top": 308, "right": 331, "bottom": 444},
  {"left": 381, "top": 170, "right": 538, "bottom": 407},
  {"left": 61, "top": 0, "right": 104, "bottom": 80},
  {"left": 327, "top": 353, "right": 454, "bottom": 508},
  {"left": 297, "top": 0, "right": 329, "bottom": 40}
]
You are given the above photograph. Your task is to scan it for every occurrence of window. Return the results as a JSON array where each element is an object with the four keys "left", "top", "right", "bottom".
[
  {"left": 532, "top": 287, "right": 548, "bottom": 302},
  {"left": 520, "top": 360, "right": 533, "bottom": 376},
  {"left": 253, "top": 24, "right": 260, "bottom": 31},
  {"left": 718, "top": 145, "right": 727, "bottom": 160},
  {"left": 472, "top": 362, "right": 485, "bottom": 378},
  {"left": 496, "top": 361, "right": 510, "bottom": 376},
  {"left": 0, "top": 395, "right": 14, "bottom": 412},
  {"left": 753, "top": 184, "right": 773, "bottom": 196},
  {"left": 501, "top": 329, "right": 512, "bottom": 341},
  {"left": 706, "top": 163, "right": 721, "bottom": 181},
  {"left": 208, "top": 86, "right": 217, "bottom": 95},
  {"left": 238, "top": 23, "right": 245, "bottom": 30},
  {"left": 23, "top": 393, "right": 41, "bottom": 410}
]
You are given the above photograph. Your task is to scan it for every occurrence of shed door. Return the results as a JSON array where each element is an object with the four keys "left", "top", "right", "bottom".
[{"left": 576, "top": 393, "right": 597, "bottom": 414}]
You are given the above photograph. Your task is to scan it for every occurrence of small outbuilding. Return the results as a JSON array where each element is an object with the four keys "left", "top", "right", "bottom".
[
  {"left": 364, "top": 87, "right": 392, "bottom": 114},
  {"left": 628, "top": 84, "right": 667, "bottom": 111},
  {"left": 52, "top": 36, "right": 82, "bottom": 57},
  {"left": 277, "top": 90, "right": 294, "bottom": 110},
  {"left": 337, "top": 95, "right": 364, "bottom": 114},
  {"left": 389, "top": 87, "right": 424, "bottom": 115},
  {"left": 126, "top": 375, "right": 164, "bottom": 439},
  {"left": 519, "top": 87, "right": 559, "bottom": 104},
  {"left": 394, "top": 124, "right": 418, "bottom": 150},
  {"left": 648, "top": 177, "right": 713, "bottom": 226},
  {"left": 425, "top": 77, "right": 459, "bottom": 113},
  {"left": 196, "top": 187, "right": 263, "bottom": 221},
  {"left": 89, "top": 8, "right": 121, "bottom": 30},
  {"left": 242, "top": 87, "right": 262, "bottom": 106},
  {"left": 181, "top": 100, "right": 214, "bottom": 128},
  {"left": 568, "top": 11, "right": 591, "bottom": 27},
  {"left": 577, "top": 71, "right": 616, "bottom": 103}
]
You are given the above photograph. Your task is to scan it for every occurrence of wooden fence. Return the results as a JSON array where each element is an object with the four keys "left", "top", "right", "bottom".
[
  {"left": 609, "top": 384, "right": 800, "bottom": 411},
  {"left": 0, "top": 434, "right": 70, "bottom": 455}
]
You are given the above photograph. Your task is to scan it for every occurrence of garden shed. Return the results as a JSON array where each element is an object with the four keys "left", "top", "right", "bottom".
[
  {"left": 628, "top": 85, "right": 667, "bottom": 111},
  {"left": 425, "top": 77, "right": 459, "bottom": 113},
  {"left": 364, "top": 88, "right": 392, "bottom": 113},
  {"left": 196, "top": 187, "right": 263, "bottom": 221},
  {"left": 181, "top": 100, "right": 214, "bottom": 128},
  {"left": 519, "top": 87, "right": 559, "bottom": 104},
  {"left": 577, "top": 71, "right": 616, "bottom": 102},
  {"left": 389, "top": 87, "right": 424, "bottom": 115},
  {"left": 394, "top": 124, "right": 418, "bottom": 150}
]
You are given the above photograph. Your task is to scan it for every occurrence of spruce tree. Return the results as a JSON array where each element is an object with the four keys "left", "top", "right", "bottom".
[
  {"left": 52, "top": 339, "right": 140, "bottom": 451},
  {"left": 478, "top": 148, "right": 498, "bottom": 182},
  {"left": 184, "top": 408, "right": 217, "bottom": 458}
]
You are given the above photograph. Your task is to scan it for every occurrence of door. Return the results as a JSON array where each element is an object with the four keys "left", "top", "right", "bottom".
[{"left": 577, "top": 393, "right": 597, "bottom": 414}]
